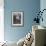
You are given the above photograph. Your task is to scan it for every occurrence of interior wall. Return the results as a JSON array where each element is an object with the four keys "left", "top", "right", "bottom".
[
  {"left": 40, "top": 0, "right": 46, "bottom": 27},
  {"left": 4, "top": 0, "right": 40, "bottom": 42},
  {"left": 0, "top": 0, "right": 4, "bottom": 42},
  {"left": 40, "top": 0, "right": 46, "bottom": 45}
]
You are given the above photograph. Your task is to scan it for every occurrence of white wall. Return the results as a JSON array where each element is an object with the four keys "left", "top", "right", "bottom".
[{"left": 0, "top": 0, "right": 4, "bottom": 42}]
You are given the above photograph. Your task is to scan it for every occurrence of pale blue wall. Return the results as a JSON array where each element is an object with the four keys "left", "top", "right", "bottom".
[
  {"left": 40, "top": 0, "right": 46, "bottom": 27},
  {"left": 4, "top": 0, "right": 40, "bottom": 42}
]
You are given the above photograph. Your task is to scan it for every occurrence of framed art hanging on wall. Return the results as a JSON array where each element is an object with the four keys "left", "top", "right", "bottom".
[{"left": 12, "top": 11, "right": 24, "bottom": 27}]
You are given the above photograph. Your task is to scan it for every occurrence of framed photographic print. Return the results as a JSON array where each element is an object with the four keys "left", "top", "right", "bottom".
[{"left": 12, "top": 11, "right": 24, "bottom": 26}]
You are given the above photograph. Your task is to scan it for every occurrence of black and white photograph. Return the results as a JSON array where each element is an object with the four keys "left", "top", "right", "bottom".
[{"left": 12, "top": 11, "right": 23, "bottom": 26}]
